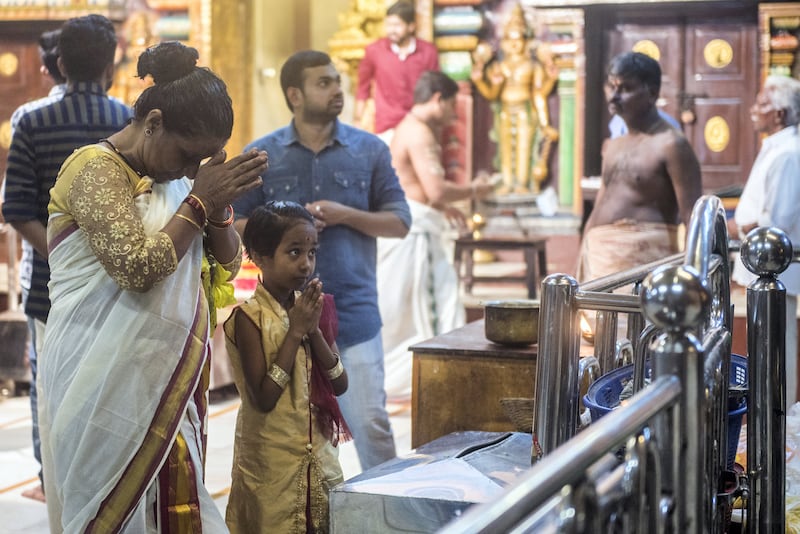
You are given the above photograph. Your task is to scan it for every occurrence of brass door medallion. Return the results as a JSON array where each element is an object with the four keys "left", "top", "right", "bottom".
[
  {"left": 0, "top": 120, "right": 11, "bottom": 149},
  {"left": 704, "top": 116, "right": 730, "bottom": 153},
  {"left": 704, "top": 39, "right": 733, "bottom": 68},
  {"left": 0, "top": 52, "right": 19, "bottom": 77},
  {"left": 632, "top": 39, "right": 661, "bottom": 61}
]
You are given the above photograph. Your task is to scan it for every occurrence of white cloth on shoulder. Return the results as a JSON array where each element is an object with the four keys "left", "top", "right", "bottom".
[{"left": 38, "top": 177, "right": 224, "bottom": 533}]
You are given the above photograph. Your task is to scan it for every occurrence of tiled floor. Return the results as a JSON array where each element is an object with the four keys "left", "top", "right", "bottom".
[{"left": 0, "top": 391, "right": 412, "bottom": 534}]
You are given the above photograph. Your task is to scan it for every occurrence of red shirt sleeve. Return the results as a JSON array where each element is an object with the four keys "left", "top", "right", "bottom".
[{"left": 356, "top": 43, "right": 376, "bottom": 101}]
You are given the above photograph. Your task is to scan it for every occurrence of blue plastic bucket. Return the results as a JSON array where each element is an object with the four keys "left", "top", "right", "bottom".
[{"left": 583, "top": 354, "right": 747, "bottom": 469}]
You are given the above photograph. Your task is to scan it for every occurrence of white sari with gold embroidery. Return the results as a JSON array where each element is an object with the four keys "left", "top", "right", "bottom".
[{"left": 38, "top": 146, "right": 226, "bottom": 533}]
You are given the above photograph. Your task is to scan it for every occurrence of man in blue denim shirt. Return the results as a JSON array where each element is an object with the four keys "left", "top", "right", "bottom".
[{"left": 233, "top": 50, "right": 411, "bottom": 471}]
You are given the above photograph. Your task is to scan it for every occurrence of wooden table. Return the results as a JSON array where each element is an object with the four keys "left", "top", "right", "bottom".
[
  {"left": 453, "top": 234, "right": 548, "bottom": 299},
  {"left": 410, "top": 319, "right": 537, "bottom": 448}
]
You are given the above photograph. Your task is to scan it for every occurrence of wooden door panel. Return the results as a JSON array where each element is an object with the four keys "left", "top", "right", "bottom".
[
  {"left": 691, "top": 98, "right": 750, "bottom": 193},
  {"left": 687, "top": 26, "right": 750, "bottom": 82},
  {"left": 683, "top": 24, "right": 758, "bottom": 192},
  {"left": 0, "top": 43, "right": 38, "bottom": 90},
  {"left": 0, "top": 35, "right": 55, "bottom": 180}
]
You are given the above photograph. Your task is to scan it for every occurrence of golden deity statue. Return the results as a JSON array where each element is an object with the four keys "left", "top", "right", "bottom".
[
  {"left": 327, "top": 0, "right": 386, "bottom": 82},
  {"left": 470, "top": 4, "right": 559, "bottom": 195},
  {"left": 110, "top": 10, "right": 157, "bottom": 107}
]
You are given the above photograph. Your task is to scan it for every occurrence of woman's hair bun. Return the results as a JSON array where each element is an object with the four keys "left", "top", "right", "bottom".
[{"left": 137, "top": 41, "right": 199, "bottom": 84}]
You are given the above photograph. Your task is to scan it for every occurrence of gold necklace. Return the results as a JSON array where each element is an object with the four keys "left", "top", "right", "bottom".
[{"left": 101, "top": 138, "right": 144, "bottom": 177}]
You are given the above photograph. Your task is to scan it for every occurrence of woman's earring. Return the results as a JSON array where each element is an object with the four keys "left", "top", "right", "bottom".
[{"left": 145, "top": 128, "right": 152, "bottom": 136}]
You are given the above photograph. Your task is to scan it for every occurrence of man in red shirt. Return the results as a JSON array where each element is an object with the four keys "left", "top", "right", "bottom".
[{"left": 355, "top": 1, "right": 439, "bottom": 143}]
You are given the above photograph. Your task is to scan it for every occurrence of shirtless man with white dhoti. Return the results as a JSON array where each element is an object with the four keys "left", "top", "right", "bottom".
[
  {"left": 377, "top": 70, "right": 493, "bottom": 401},
  {"left": 580, "top": 52, "right": 702, "bottom": 281}
]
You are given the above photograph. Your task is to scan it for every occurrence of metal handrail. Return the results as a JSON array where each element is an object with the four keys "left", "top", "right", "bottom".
[
  {"left": 533, "top": 195, "right": 731, "bottom": 460},
  {"left": 438, "top": 376, "right": 681, "bottom": 534},
  {"left": 440, "top": 195, "right": 776, "bottom": 533},
  {"left": 580, "top": 253, "right": 683, "bottom": 293}
]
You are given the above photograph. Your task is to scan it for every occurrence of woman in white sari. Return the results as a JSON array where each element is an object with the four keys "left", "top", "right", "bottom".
[{"left": 38, "top": 42, "right": 267, "bottom": 533}]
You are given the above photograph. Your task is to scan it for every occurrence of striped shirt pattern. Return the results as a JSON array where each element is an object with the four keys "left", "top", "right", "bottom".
[
  {"left": 4, "top": 84, "right": 67, "bottom": 296},
  {"left": 2, "top": 81, "right": 132, "bottom": 321}
]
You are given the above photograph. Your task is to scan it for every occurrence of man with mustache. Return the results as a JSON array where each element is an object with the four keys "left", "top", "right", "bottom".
[
  {"left": 233, "top": 50, "right": 411, "bottom": 472},
  {"left": 579, "top": 51, "right": 702, "bottom": 282}
]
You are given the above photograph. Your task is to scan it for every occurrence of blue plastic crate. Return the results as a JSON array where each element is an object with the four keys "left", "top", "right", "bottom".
[{"left": 583, "top": 354, "right": 747, "bottom": 469}]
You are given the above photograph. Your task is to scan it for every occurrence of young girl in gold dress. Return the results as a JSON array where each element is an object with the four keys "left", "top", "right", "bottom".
[{"left": 224, "top": 201, "right": 350, "bottom": 533}]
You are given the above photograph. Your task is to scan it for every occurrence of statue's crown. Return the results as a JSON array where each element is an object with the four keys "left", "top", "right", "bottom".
[{"left": 503, "top": 4, "right": 530, "bottom": 40}]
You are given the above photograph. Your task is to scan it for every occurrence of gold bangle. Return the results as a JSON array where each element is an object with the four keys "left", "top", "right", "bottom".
[
  {"left": 326, "top": 354, "right": 345, "bottom": 381},
  {"left": 267, "top": 364, "right": 291, "bottom": 389},
  {"left": 187, "top": 194, "right": 208, "bottom": 219},
  {"left": 207, "top": 205, "right": 234, "bottom": 228},
  {"left": 175, "top": 213, "right": 202, "bottom": 231},
  {"left": 182, "top": 195, "right": 207, "bottom": 226}
]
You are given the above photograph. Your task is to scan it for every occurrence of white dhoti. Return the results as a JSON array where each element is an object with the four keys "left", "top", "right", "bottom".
[{"left": 377, "top": 200, "right": 466, "bottom": 401}]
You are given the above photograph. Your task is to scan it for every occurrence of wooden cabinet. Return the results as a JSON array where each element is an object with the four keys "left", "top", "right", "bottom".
[
  {"left": 759, "top": 2, "right": 800, "bottom": 81},
  {"left": 410, "top": 320, "right": 537, "bottom": 448}
]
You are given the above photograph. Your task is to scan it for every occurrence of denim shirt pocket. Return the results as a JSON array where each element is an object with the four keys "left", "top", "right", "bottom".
[
  {"left": 333, "top": 171, "right": 370, "bottom": 210},
  {"left": 263, "top": 175, "right": 299, "bottom": 201}
]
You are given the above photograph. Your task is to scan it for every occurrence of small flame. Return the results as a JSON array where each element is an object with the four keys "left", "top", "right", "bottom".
[
  {"left": 580, "top": 313, "right": 595, "bottom": 344},
  {"left": 470, "top": 213, "right": 487, "bottom": 236}
]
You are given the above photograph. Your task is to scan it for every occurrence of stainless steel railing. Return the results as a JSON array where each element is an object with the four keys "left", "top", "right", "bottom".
[
  {"left": 440, "top": 376, "right": 681, "bottom": 533},
  {"left": 533, "top": 196, "right": 730, "bottom": 462},
  {"left": 439, "top": 195, "right": 789, "bottom": 533}
]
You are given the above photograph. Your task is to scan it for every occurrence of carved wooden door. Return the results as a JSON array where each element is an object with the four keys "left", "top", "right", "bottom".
[
  {"left": 605, "top": 20, "right": 758, "bottom": 193},
  {"left": 682, "top": 24, "right": 758, "bottom": 193},
  {"left": 0, "top": 27, "right": 56, "bottom": 183}
]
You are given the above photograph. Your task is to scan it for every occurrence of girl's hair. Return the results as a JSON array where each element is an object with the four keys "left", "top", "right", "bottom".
[
  {"left": 243, "top": 201, "right": 315, "bottom": 258},
  {"left": 133, "top": 41, "right": 233, "bottom": 140}
]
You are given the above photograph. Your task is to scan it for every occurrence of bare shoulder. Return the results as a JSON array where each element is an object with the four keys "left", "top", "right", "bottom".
[
  {"left": 657, "top": 128, "right": 701, "bottom": 175},
  {"left": 396, "top": 116, "right": 436, "bottom": 148},
  {"left": 663, "top": 125, "right": 687, "bottom": 142}
]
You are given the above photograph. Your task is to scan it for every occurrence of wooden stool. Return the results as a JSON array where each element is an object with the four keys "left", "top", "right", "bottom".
[{"left": 453, "top": 234, "right": 548, "bottom": 299}]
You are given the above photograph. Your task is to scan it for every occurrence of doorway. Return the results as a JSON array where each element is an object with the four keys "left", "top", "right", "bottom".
[{"left": 585, "top": 4, "right": 759, "bottom": 195}]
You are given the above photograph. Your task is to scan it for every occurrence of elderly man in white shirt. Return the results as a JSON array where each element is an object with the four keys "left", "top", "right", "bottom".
[{"left": 730, "top": 75, "right": 800, "bottom": 404}]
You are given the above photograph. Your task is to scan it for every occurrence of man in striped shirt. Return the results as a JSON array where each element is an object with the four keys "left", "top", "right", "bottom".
[{"left": 2, "top": 14, "right": 131, "bottom": 500}]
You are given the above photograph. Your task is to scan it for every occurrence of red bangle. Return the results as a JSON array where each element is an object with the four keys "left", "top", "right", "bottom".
[
  {"left": 207, "top": 205, "right": 234, "bottom": 228},
  {"left": 183, "top": 195, "right": 207, "bottom": 226}
]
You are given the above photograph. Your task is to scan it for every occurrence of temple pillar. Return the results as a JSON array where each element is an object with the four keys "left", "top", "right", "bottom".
[{"left": 557, "top": 69, "right": 577, "bottom": 209}]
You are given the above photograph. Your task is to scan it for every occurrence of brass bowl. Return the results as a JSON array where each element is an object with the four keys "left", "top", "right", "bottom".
[{"left": 484, "top": 299, "right": 539, "bottom": 346}]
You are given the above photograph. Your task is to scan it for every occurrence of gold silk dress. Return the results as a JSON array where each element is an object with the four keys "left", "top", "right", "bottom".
[{"left": 224, "top": 284, "right": 344, "bottom": 533}]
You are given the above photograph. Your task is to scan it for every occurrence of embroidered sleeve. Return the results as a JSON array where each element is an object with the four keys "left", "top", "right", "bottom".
[{"left": 67, "top": 155, "right": 179, "bottom": 292}]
